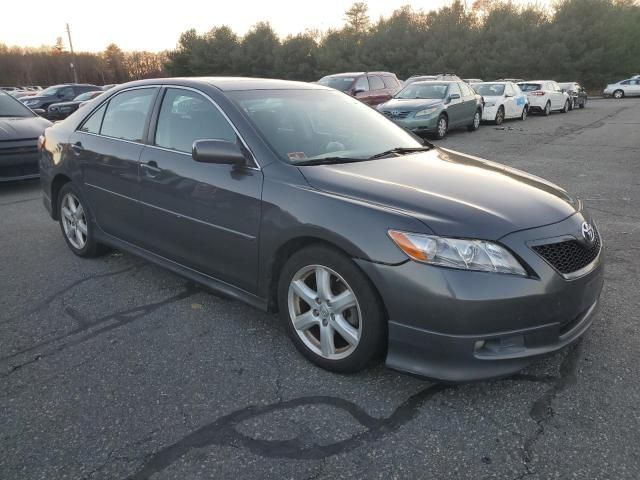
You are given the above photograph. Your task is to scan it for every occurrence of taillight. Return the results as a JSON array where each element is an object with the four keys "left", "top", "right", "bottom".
[{"left": 530, "top": 91, "right": 545, "bottom": 96}]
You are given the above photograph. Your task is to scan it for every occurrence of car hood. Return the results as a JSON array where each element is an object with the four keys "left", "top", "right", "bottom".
[
  {"left": 298, "top": 148, "right": 579, "bottom": 240},
  {"left": 378, "top": 98, "right": 443, "bottom": 111},
  {"left": 49, "top": 100, "right": 81, "bottom": 109},
  {"left": 0, "top": 116, "right": 52, "bottom": 140}
]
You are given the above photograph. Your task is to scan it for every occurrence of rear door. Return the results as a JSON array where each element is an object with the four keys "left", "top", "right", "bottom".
[
  {"left": 353, "top": 76, "right": 371, "bottom": 104},
  {"left": 137, "top": 86, "right": 263, "bottom": 292},
  {"left": 503, "top": 83, "right": 518, "bottom": 117},
  {"left": 458, "top": 82, "right": 477, "bottom": 121},
  {"left": 72, "top": 87, "right": 158, "bottom": 245},
  {"left": 366, "top": 75, "right": 388, "bottom": 105},
  {"left": 629, "top": 80, "right": 640, "bottom": 96}
]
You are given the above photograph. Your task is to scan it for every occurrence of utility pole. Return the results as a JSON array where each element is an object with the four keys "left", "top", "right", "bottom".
[{"left": 66, "top": 23, "right": 78, "bottom": 83}]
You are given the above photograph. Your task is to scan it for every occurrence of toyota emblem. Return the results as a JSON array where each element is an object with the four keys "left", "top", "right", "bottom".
[{"left": 581, "top": 222, "right": 595, "bottom": 243}]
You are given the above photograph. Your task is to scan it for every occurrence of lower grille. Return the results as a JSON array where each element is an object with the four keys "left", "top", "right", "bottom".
[
  {"left": 532, "top": 230, "right": 601, "bottom": 275},
  {"left": 0, "top": 145, "right": 40, "bottom": 179}
]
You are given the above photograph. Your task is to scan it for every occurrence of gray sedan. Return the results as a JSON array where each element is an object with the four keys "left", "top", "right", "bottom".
[{"left": 39, "top": 78, "right": 603, "bottom": 381}]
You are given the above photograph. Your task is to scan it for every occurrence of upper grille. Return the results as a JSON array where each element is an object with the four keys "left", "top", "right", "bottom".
[
  {"left": 532, "top": 230, "right": 601, "bottom": 275},
  {"left": 383, "top": 110, "right": 412, "bottom": 119}
]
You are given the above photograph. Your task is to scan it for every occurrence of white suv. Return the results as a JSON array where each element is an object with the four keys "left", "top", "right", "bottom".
[
  {"left": 604, "top": 78, "right": 640, "bottom": 99},
  {"left": 517, "top": 81, "right": 570, "bottom": 116}
]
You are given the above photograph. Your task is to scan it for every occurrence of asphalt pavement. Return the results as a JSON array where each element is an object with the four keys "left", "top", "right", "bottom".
[{"left": 1, "top": 98, "right": 639, "bottom": 479}]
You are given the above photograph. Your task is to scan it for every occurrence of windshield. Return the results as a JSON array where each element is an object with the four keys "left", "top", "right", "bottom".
[
  {"left": 519, "top": 83, "right": 542, "bottom": 92},
  {"left": 228, "top": 89, "right": 421, "bottom": 163},
  {"left": 0, "top": 91, "right": 35, "bottom": 117},
  {"left": 317, "top": 76, "right": 355, "bottom": 92},
  {"left": 74, "top": 91, "right": 99, "bottom": 101},
  {"left": 474, "top": 83, "right": 505, "bottom": 96},
  {"left": 395, "top": 83, "right": 448, "bottom": 100}
]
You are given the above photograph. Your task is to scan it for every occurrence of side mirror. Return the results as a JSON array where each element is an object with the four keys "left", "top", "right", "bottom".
[
  {"left": 446, "top": 93, "right": 461, "bottom": 103},
  {"left": 561, "top": 88, "right": 567, "bottom": 93},
  {"left": 192, "top": 139, "right": 246, "bottom": 166},
  {"left": 353, "top": 89, "right": 365, "bottom": 96}
]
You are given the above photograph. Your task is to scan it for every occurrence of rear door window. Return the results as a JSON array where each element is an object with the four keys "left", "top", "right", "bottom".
[
  {"left": 368, "top": 76, "right": 385, "bottom": 91},
  {"left": 100, "top": 88, "right": 157, "bottom": 142},
  {"left": 382, "top": 76, "right": 398, "bottom": 89},
  {"left": 354, "top": 76, "right": 369, "bottom": 92}
]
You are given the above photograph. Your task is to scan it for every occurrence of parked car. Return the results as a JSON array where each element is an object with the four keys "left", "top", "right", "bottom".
[
  {"left": 21, "top": 84, "right": 101, "bottom": 110},
  {"left": 102, "top": 84, "right": 118, "bottom": 91},
  {"left": 463, "top": 78, "right": 483, "bottom": 84},
  {"left": 0, "top": 90, "right": 51, "bottom": 181},
  {"left": 317, "top": 72, "right": 402, "bottom": 106},
  {"left": 10, "top": 89, "right": 38, "bottom": 99},
  {"left": 558, "top": 82, "right": 587, "bottom": 109},
  {"left": 47, "top": 90, "right": 104, "bottom": 121},
  {"left": 377, "top": 80, "right": 482, "bottom": 139},
  {"left": 517, "top": 81, "right": 570, "bottom": 115},
  {"left": 474, "top": 82, "right": 528, "bottom": 124},
  {"left": 39, "top": 77, "right": 603, "bottom": 381},
  {"left": 603, "top": 78, "right": 640, "bottom": 99},
  {"left": 495, "top": 78, "right": 525, "bottom": 84},
  {"left": 0, "top": 86, "right": 19, "bottom": 92}
]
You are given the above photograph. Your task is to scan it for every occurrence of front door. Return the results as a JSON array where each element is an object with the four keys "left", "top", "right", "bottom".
[
  {"left": 137, "top": 87, "right": 263, "bottom": 293},
  {"left": 446, "top": 83, "right": 466, "bottom": 126},
  {"left": 72, "top": 87, "right": 158, "bottom": 245}
]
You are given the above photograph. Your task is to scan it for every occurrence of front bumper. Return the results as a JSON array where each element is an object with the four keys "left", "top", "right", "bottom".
[
  {"left": 356, "top": 212, "right": 604, "bottom": 381},
  {"left": 482, "top": 105, "right": 499, "bottom": 121},
  {"left": 382, "top": 113, "right": 439, "bottom": 133},
  {"left": 0, "top": 138, "right": 40, "bottom": 181}
]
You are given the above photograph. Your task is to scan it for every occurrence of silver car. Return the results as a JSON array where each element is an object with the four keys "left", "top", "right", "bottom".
[{"left": 603, "top": 78, "right": 640, "bottom": 98}]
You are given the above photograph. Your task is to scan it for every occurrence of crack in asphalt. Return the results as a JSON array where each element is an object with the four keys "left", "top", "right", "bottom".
[
  {"left": 0, "top": 196, "right": 41, "bottom": 207},
  {"left": 122, "top": 383, "right": 451, "bottom": 480},
  {"left": 517, "top": 342, "right": 582, "bottom": 478},
  {"left": 2, "top": 282, "right": 201, "bottom": 377}
]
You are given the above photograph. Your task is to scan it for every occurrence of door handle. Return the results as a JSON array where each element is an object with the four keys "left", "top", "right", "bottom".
[
  {"left": 141, "top": 160, "right": 161, "bottom": 177},
  {"left": 70, "top": 142, "right": 84, "bottom": 154}
]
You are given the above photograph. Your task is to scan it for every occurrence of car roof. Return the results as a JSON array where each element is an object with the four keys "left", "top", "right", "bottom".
[
  {"left": 477, "top": 81, "right": 509, "bottom": 84},
  {"left": 519, "top": 80, "right": 554, "bottom": 83},
  {"left": 410, "top": 80, "right": 459, "bottom": 85},
  {"left": 111, "top": 77, "right": 332, "bottom": 92},
  {"left": 321, "top": 72, "right": 395, "bottom": 78}
]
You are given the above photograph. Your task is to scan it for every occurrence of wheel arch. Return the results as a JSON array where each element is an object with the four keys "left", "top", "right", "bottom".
[{"left": 50, "top": 173, "right": 72, "bottom": 220}]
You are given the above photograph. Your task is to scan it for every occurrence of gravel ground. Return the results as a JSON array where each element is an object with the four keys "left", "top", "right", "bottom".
[{"left": 1, "top": 98, "right": 639, "bottom": 480}]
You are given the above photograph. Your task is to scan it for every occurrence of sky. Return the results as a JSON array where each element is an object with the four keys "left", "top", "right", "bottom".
[{"left": 1, "top": 0, "right": 552, "bottom": 53}]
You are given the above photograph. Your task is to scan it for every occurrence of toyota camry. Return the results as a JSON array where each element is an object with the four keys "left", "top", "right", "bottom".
[{"left": 39, "top": 78, "right": 604, "bottom": 381}]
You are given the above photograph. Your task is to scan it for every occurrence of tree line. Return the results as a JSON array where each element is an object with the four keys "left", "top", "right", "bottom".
[
  {"left": 0, "top": 43, "right": 166, "bottom": 86},
  {"left": 165, "top": 0, "right": 640, "bottom": 91},
  {"left": 1, "top": 0, "right": 638, "bottom": 91}
]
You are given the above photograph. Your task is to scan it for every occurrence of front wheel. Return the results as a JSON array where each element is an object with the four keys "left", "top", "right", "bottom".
[
  {"left": 613, "top": 89, "right": 624, "bottom": 99},
  {"left": 579, "top": 98, "right": 586, "bottom": 109},
  {"left": 494, "top": 107, "right": 504, "bottom": 125},
  {"left": 433, "top": 114, "right": 448, "bottom": 139},
  {"left": 278, "top": 245, "right": 386, "bottom": 373},
  {"left": 58, "top": 183, "right": 107, "bottom": 257},
  {"left": 467, "top": 109, "right": 481, "bottom": 131}
]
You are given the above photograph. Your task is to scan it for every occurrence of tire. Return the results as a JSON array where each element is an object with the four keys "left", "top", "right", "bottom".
[
  {"left": 568, "top": 98, "right": 574, "bottom": 111},
  {"left": 613, "top": 89, "right": 624, "bottom": 99},
  {"left": 277, "top": 245, "right": 386, "bottom": 373},
  {"left": 494, "top": 106, "right": 504, "bottom": 125},
  {"left": 560, "top": 100, "right": 569, "bottom": 113},
  {"left": 58, "top": 183, "right": 107, "bottom": 258},
  {"left": 579, "top": 98, "right": 586, "bottom": 109},
  {"left": 542, "top": 101, "right": 551, "bottom": 116},
  {"left": 467, "top": 109, "right": 481, "bottom": 131},
  {"left": 520, "top": 105, "right": 528, "bottom": 121},
  {"left": 433, "top": 114, "right": 448, "bottom": 139}
]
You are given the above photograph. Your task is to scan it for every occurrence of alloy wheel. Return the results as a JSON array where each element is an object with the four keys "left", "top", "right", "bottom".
[
  {"left": 437, "top": 117, "right": 447, "bottom": 138},
  {"left": 495, "top": 108, "right": 504, "bottom": 125},
  {"left": 473, "top": 111, "right": 481, "bottom": 129},
  {"left": 287, "top": 265, "right": 361, "bottom": 360},
  {"left": 613, "top": 90, "right": 623, "bottom": 99},
  {"left": 61, "top": 192, "right": 88, "bottom": 250}
]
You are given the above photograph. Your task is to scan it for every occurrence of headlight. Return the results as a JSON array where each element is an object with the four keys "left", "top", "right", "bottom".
[
  {"left": 415, "top": 107, "right": 438, "bottom": 117},
  {"left": 24, "top": 100, "right": 37, "bottom": 106},
  {"left": 388, "top": 230, "right": 527, "bottom": 276},
  {"left": 484, "top": 101, "right": 495, "bottom": 107}
]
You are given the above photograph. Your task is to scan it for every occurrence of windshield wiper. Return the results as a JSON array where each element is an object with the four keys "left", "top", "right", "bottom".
[
  {"left": 368, "top": 146, "right": 432, "bottom": 160},
  {"left": 294, "top": 156, "right": 367, "bottom": 166}
]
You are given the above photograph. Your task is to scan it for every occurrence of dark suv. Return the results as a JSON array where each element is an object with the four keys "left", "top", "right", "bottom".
[
  {"left": 317, "top": 72, "right": 402, "bottom": 106},
  {"left": 21, "top": 84, "right": 101, "bottom": 111}
]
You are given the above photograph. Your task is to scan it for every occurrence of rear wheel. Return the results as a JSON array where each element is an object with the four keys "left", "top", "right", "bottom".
[
  {"left": 278, "top": 245, "right": 386, "bottom": 373},
  {"left": 543, "top": 101, "right": 551, "bottom": 116},
  {"left": 579, "top": 98, "right": 586, "bottom": 109},
  {"left": 467, "top": 109, "right": 481, "bottom": 131},
  {"left": 433, "top": 114, "right": 448, "bottom": 139},
  {"left": 613, "top": 89, "right": 624, "bottom": 99},
  {"left": 494, "top": 106, "right": 504, "bottom": 125},
  {"left": 58, "top": 183, "right": 107, "bottom": 257}
]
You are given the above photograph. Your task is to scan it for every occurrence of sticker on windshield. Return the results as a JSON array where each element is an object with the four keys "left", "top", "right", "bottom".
[{"left": 288, "top": 152, "right": 307, "bottom": 161}]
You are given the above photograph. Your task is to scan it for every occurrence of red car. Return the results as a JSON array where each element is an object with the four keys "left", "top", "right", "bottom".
[{"left": 317, "top": 72, "right": 402, "bottom": 106}]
